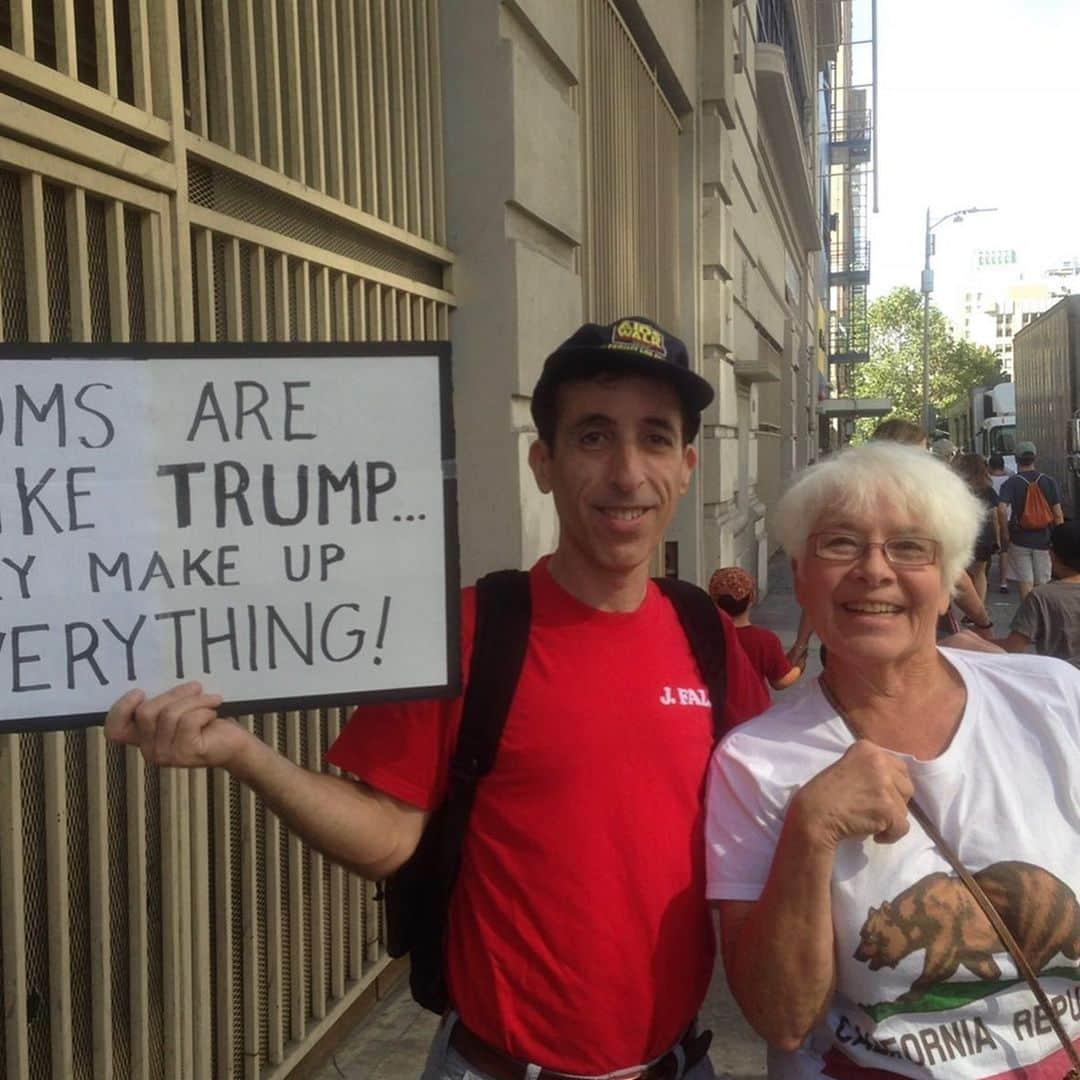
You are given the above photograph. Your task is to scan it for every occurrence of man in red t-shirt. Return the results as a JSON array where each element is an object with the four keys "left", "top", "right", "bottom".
[
  {"left": 104, "top": 316, "right": 768, "bottom": 1079},
  {"left": 708, "top": 566, "right": 802, "bottom": 699}
]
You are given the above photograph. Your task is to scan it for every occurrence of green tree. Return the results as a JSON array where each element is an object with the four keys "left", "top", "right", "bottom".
[{"left": 850, "top": 286, "right": 1002, "bottom": 441}]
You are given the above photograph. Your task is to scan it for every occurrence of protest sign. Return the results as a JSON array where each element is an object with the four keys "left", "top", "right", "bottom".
[{"left": 0, "top": 343, "right": 459, "bottom": 732}]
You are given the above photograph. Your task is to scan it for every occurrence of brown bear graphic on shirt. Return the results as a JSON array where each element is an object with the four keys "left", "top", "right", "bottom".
[{"left": 853, "top": 861, "right": 1080, "bottom": 1004}]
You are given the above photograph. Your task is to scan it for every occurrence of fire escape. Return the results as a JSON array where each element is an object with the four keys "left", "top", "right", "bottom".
[{"left": 824, "top": 2, "right": 877, "bottom": 411}]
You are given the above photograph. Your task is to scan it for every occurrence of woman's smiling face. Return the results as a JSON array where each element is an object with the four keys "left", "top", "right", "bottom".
[{"left": 794, "top": 496, "right": 953, "bottom": 669}]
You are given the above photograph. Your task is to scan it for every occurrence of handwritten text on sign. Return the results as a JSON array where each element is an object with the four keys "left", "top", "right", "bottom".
[{"left": 0, "top": 346, "right": 455, "bottom": 730}]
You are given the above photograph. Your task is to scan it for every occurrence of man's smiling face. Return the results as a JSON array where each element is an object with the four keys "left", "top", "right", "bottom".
[{"left": 529, "top": 374, "right": 697, "bottom": 586}]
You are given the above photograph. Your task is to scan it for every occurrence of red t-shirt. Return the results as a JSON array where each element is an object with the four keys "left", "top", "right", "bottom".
[
  {"left": 328, "top": 559, "right": 767, "bottom": 1073},
  {"left": 735, "top": 624, "right": 793, "bottom": 689}
]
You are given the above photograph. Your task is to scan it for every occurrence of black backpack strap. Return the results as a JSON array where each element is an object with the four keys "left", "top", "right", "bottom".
[
  {"left": 655, "top": 576, "right": 728, "bottom": 742},
  {"left": 437, "top": 568, "right": 532, "bottom": 908},
  {"left": 395, "top": 568, "right": 532, "bottom": 1013}
]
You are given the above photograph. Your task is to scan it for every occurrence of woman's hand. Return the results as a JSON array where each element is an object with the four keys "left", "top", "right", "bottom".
[{"left": 790, "top": 740, "right": 914, "bottom": 849}]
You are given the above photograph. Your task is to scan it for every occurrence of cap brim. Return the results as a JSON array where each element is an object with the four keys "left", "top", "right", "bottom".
[{"left": 535, "top": 345, "right": 715, "bottom": 413}]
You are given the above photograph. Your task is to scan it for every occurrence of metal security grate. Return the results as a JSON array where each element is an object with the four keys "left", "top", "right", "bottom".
[
  {"left": 580, "top": 0, "right": 681, "bottom": 329},
  {"left": 183, "top": 0, "right": 446, "bottom": 243},
  {"left": 44, "top": 183, "right": 72, "bottom": 342},
  {"left": 86, "top": 196, "right": 111, "bottom": 343},
  {"left": 66, "top": 732, "right": 95, "bottom": 1080},
  {"left": 144, "top": 764, "right": 165, "bottom": 1075},
  {"left": 3, "top": 5, "right": 452, "bottom": 1075},
  {"left": 106, "top": 743, "right": 132, "bottom": 1079},
  {"left": 124, "top": 208, "right": 147, "bottom": 342},
  {"left": 188, "top": 163, "right": 444, "bottom": 287},
  {"left": 1, "top": 0, "right": 143, "bottom": 106},
  {"left": 0, "top": 170, "right": 29, "bottom": 341},
  {"left": 20, "top": 735, "right": 51, "bottom": 1080}
]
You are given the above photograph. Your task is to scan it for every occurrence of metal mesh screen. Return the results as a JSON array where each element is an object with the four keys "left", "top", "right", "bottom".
[
  {"left": 287, "top": 259, "right": 298, "bottom": 342},
  {"left": 299, "top": 712, "right": 313, "bottom": 1022},
  {"left": 240, "top": 241, "right": 254, "bottom": 341},
  {"left": 264, "top": 249, "right": 278, "bottom": 343},
  {"left": 144, "top": 764, "right": 164, "bottom": 1074},
  {"left": 310, "top": 271, "right": 321, "bottom": 341},
  {"left": 187, "top": 163, "right": 443, "bottom": 287},
  {"left": 86, "top": 196, "right": 111, "bottom": 342},
  {"left": 0, "top": 170, "right": 29, "bottom": 341},
  {"left": 66, "top": 732, "right": 95, "bottom": 1080},
  {"left": 20, "top": 735, "right": 51, "bottom": 1080},
  {"left": 107, "top": 744, "right": 132, "bottom": 1079},
  {"left": 124, "top": 208, "right": 147, "bottom": 342},
  {"left": 191, "top": 231, "right": 203, "bottom": 340},
  {"left": 229, "top": 775, "right": 245, "bottom": 1068},
  {"left": 276, "top": 721, "right": 293, "bottom": 1050},
  {"left": 44, "top": 183, "right": 72, "bottom": 342},
  {"left": 207, "top": 776, "right": 221, "bottom": 1073},
  {"left": 213, "top": 233, "right": 228, "bottom": 342},
  {"left": 319, "top": 712, "right": 333, "bottom": 1004},
  {"left": 255, "top": 723, "right": 271, "bottom": 1067}
]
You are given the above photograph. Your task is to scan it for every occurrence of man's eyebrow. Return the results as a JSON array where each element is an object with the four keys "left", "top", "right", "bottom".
[
  {"left": 569, "top": 412, "right": 615, "bottom": 430},
  {"left": 642, "top": 415, "right": 678, "bottom": 432}
]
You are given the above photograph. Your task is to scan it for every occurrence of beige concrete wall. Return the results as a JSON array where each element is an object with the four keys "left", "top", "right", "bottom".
[
  {"left": 623, "top": 0, "right": 698, "bottom": 105},
  {"left": 441, "top": 1, "right": 583, "bottom": 583}
]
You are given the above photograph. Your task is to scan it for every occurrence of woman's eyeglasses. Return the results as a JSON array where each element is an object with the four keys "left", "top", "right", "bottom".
[{"left": 810, "top": 531, "right": 938, "bottom": 566}]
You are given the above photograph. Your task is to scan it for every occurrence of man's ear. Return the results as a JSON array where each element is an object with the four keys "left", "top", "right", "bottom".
[
  {"left": 529, "top": 438, "right": 552, "bottom": 494},
  {"left": 679, "top": 443, "right": 698, "bottom": 495}
]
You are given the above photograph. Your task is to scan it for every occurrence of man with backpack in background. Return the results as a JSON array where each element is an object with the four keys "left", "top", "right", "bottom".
[
  {"left": 998, "top": 441, "right": 1064, "bottom": 601},
  {"left": 105, "top": 316, "right": 769, "bottom": 1080}
]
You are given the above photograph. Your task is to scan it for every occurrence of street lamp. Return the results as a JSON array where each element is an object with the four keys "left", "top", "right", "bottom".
[{"left": 921, "top": 206, "right": 997, "bottom": 437}]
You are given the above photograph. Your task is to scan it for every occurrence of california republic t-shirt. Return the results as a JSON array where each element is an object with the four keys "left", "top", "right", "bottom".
[{"left": 706, "top": 649, "right": 1080, "bottom": 1078}]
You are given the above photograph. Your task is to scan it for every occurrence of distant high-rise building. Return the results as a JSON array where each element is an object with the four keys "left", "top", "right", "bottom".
[{"left": 951, "top": 250, "right": 1080, "bottom": 377}]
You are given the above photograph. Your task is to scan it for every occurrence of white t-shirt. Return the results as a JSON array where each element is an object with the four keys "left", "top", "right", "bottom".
[{"left": 706, "top": 649, "right": 1080, "bottom": 1078}]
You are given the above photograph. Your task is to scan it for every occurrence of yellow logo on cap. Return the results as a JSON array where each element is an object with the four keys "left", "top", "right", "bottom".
[{"left": 611, "top": 319, "right": 667, "bottom": 361}]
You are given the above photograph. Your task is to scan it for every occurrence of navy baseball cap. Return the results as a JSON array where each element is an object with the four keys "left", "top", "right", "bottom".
[{"left": 530, "top": 316, "right": 715, "bottom": 430}]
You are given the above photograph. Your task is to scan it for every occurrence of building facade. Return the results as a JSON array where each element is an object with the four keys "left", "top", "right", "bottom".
[
  {"left": 955, "top": 250, "right": 1080, "bottom": 376},
  {"left": 0, "top": 2, "right": 841, "bottom": 1076}
]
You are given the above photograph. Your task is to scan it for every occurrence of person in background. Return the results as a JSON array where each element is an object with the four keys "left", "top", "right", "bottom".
[
  {"left": 997, "top": 520, "right": 1080, "bottom": 667},
  {"left": 987, "top": 452, "right": 1014, "bottom": 494},
  {"left": 869, "top": 416, "right": 926, "bottom": 446},
  {"left": 709, "top": 566, "right": 803, "bottom": 696},
  {"left": 929, "top": 436, "right": 957, "bottom": 463},
  {"left": 951, "top": 452, "right": 1002, "bottom": 604},
  {"left": 998, "top": 440, "right": 1065, "bottom": 601},
  {"left": 987, "top": 453, "right": 1014, "bottom": 593}
]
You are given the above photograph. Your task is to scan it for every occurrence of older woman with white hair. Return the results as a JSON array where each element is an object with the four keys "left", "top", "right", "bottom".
[{"left": 706, "top": 442, "right": 1080, "bottom": 1079}]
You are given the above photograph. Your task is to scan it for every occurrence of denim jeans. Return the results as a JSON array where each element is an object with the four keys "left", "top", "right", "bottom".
[{"left": 419, "top": 1012, "right": 717, "bottom": 1080}]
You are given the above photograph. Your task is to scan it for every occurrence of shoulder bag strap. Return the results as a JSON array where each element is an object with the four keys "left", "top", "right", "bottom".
[
  {"left": 907, "top": 801, "right": 1080, "bottom": 1077},
  {"left": 818, "top": 677, "right": 1080, "bottom": 1078},
  {"left": 655, "top": 576, "right": 728, "bottom": 742}
]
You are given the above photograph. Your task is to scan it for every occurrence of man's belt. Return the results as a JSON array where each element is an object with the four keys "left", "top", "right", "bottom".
[{"left": 448, "top": 1018, "right": 713, "bottom": 1080}]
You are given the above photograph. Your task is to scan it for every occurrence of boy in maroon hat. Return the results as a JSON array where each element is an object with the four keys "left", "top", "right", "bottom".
[{"left": 709, "top": 566, "right": 802, "bottom": 696}]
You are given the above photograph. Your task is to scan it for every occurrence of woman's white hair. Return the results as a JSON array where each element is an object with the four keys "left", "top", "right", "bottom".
[{"left": 775, "top": 442, "right": 984, "bottom": 592}]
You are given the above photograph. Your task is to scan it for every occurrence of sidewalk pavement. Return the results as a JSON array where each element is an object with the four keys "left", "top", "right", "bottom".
[{"left": 308, "top": 552, "right": 1025, "bottom": 1079}]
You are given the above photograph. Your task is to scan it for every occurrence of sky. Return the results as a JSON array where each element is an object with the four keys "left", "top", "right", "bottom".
[{"left": 864, "top": 0, "right": 1080, "bottom": 309}]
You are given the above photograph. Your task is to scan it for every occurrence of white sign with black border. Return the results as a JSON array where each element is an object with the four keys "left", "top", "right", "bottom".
[{"left": 0, "top": 342, "right": 460, "bottom": 732}]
